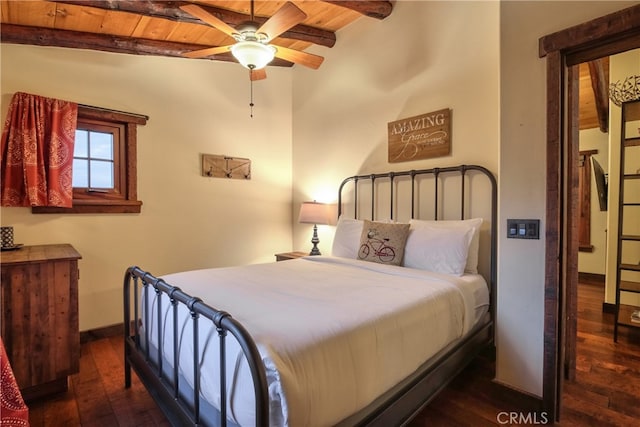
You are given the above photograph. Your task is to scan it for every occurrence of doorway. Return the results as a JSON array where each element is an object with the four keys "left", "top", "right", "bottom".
[
  {"left": 539, "top": 5, "right": 640, "bottom": 422},
  {"left": 577, "top": 50, "right": 640, "bottom": 333}
]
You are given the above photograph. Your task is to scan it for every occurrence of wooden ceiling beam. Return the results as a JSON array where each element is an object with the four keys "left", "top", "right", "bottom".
[
  {"left": 587, "top": 58, "right": 609, "bottom": 133},
  {"left": 50, "top": 0, "right": 337, "bottom": 48},
  {"left": 0, "top": 23, "right": 293, "bottom": 66},
  {"left": 325, "top": 1, "right": 394, "bottom": 20}
]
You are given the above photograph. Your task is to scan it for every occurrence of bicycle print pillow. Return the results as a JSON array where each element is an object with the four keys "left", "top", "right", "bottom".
[{"left": 358, "top": 220, "right": 410, "bottom": 266}]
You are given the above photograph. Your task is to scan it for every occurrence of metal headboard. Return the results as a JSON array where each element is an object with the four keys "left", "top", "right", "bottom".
[{"left": 337, "top": 164, "right": 497, "bottom": 321}]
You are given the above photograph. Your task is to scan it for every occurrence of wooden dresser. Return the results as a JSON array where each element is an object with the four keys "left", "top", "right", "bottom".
[{"left": 0, "top": 244, "right": 82, "bottom": 401}]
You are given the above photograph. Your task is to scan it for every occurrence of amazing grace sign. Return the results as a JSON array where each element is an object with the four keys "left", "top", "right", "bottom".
[{"left": 388, "top": 109, "right": 451, "bottom": 163}]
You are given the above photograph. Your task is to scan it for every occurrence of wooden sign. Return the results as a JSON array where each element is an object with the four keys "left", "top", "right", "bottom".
[
  {"left": 388, "top": 109, "right": 451, "bottom": 163},
  {"left": 202, "top": 154, "right": 251, "bottom": 180}
]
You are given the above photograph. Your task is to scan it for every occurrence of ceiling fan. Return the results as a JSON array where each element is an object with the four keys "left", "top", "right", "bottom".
[{"left": 180, "top": 1, "right": 325, "bottom": 81}]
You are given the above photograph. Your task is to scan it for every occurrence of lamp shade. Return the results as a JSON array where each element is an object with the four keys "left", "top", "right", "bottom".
[
  {"left": 231, "top": 41, "right": 276, "bottom": 70},
  {"left": 298, "top": 201, "right": 331, "bottom": 225}
]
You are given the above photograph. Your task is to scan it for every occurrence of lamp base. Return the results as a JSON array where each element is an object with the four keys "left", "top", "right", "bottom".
[{"left": 309, "top": 224, "right": 321, "bottom": 256}]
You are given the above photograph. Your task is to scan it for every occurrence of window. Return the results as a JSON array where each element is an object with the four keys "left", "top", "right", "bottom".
[
  {"left": 33, "top": 106, "right": 147, "bottom": 214},
  {"left": 73, "top": 121, "right": 121, "bottom": 195},
  {"left": 73, "top": 126, "right": 117, "bottom": 190}
]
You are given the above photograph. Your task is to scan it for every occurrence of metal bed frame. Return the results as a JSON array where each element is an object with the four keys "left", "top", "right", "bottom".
[{"left": 123, "top": 164, "right": 497, "bottom": 427}]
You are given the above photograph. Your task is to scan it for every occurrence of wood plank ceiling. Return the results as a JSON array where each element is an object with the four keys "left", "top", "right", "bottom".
[
  {"left": 0, "top": 1, "right": 392, "bottom": 68},
  {"left": 579, "top": 57, "right": 610, "bottom": 132},
  {"left": 0, "top": 1, "right": 608, "bottom": 131}
]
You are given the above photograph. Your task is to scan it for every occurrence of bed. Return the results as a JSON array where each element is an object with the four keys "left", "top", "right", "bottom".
[{"left": 123, "top": 164, "right": 497, "bottom": 427}]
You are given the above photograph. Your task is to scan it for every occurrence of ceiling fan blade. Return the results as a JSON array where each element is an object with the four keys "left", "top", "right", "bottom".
[
  {"left": 180, "top": 4, "right": 238, "bottom": 38},
  {"left": 257, "top": 1, "right": 307, "bottom": 41},
  {"left": 250, "top": 68, "right": 267, "bottom": 81},
  {"left": 183, "top": 45, "right": 232, "bottom": 59},
  {"left": 273, "top": 46, "right": 324, "bottom": 69}
]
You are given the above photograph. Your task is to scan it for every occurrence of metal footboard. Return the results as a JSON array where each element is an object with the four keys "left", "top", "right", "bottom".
[{"left": 123, "top": 266, "right": 269, "bottom": 427}]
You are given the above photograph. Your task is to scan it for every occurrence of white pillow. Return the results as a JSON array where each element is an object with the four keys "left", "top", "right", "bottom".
[
  {"left": 403, "top": 225, "right": 474, "bottom": 276},
  {"left": 331, "top": 217, "right": 364, "bottom": 258},
  {"left": 408, "top": 218, "right": 483, "bottom": 274}
]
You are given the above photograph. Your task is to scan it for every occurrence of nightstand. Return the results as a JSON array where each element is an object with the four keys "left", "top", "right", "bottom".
[{"left": 275, "top": 251, "right": 308, "bottom": 261}]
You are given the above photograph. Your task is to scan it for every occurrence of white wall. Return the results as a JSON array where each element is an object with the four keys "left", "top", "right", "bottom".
[
  {"left": 0, "top": 44, "right": 294, "bottom": 331},
  {"left": 578, "top": 128, "right": 609, "bottom": 275}
]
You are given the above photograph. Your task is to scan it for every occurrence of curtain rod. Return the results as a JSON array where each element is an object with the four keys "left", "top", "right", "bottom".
[{"left": 78, "top": 103, "right": 149, "bottom": 121}]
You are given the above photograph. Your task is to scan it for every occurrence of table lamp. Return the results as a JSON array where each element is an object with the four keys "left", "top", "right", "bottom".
[{"left": 298, "top": 201, "right": 331, "bottom": 255}]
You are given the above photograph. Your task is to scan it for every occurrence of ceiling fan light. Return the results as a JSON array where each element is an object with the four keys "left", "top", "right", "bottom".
[{"left": 231, "top": 41, "right": 276, "bottom": 70}]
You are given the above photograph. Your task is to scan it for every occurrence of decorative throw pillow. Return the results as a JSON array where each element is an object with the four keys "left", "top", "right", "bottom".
[{"left": 358, "top": 220, "right": 410, "bottom": 266}]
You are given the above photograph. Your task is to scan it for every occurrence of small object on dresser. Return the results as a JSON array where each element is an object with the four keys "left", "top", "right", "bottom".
[
  {"left": 1, "top": 244, "right": 23, "bottom": 251},
  {"left": 1, "top": 226, "right": 14, "bottom": 247},
  {"left": 0, "top": 226, "right": 21, "bottom": 250},
  {"left": 631, "top": 309, "right": 640, "bottom": 324}
]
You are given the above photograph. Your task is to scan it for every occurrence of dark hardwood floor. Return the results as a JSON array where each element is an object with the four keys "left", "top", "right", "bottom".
[
  {"left": 412, "top": 280, "right": 640, "bottom": 426},
  {"left": 27, "top": 281, "right": 640, "bottom": 426}
]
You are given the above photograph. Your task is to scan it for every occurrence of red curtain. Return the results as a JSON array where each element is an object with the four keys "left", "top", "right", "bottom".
[
  {"left": 1, "top": 92, "right": 78, "bottom": 207},
  {"left": 0, "top": 337, "right": 29, "bottom": 426}
]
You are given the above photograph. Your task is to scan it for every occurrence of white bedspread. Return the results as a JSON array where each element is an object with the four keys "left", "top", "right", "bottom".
[{"left": 143, "top": 256, "right": 489, "bottom": 427}]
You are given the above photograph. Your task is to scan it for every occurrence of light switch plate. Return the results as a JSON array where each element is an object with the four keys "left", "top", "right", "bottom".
[{"left": 507, "top": 219, "right": 540, "bottom": 239}]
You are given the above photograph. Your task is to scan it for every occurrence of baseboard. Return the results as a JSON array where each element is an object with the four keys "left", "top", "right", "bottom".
[
  {"left": 602, "top": 302, "right": 616, "bottom": 314},
  {"left": 80, "top": 323, "right": 124, "bottom": 344},
  {"left": 491, "top": 379, "right": 548, "bottom": 416},
  {"left": 578, "top": 272, "right": 605, "bottom": 285}
]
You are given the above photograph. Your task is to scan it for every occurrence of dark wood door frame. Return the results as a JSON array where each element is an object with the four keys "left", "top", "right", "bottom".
[{"left": 539, "top": 5, "right": 640, "bottom": 422}]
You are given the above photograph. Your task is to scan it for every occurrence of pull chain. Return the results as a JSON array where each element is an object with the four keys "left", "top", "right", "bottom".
[
  {"left": 249, "top": 69, "right": 255, "bottom": 118},
  {"left": 248, "top": 1, "right": 257, "bottom": 117},
  {"left": 249, "top": 0, "right": 256, "bottom": 117}
]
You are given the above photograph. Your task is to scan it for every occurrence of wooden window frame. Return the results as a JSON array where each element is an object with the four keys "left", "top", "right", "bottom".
[{"left": 33, "top": 106, "right": 147, "bottom": 214}]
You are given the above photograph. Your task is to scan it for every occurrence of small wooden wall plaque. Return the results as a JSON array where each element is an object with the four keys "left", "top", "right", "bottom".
[
  {"left": 202, "top": 154, "right": 251, "bottom": 180},
  {"left": 388, "top": 109, "right": 451, "bottom": 163}
]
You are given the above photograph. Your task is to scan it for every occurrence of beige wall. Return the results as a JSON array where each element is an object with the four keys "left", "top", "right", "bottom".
[{"left": 0, "top": 45, "right": 294, "bottom": 331}]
